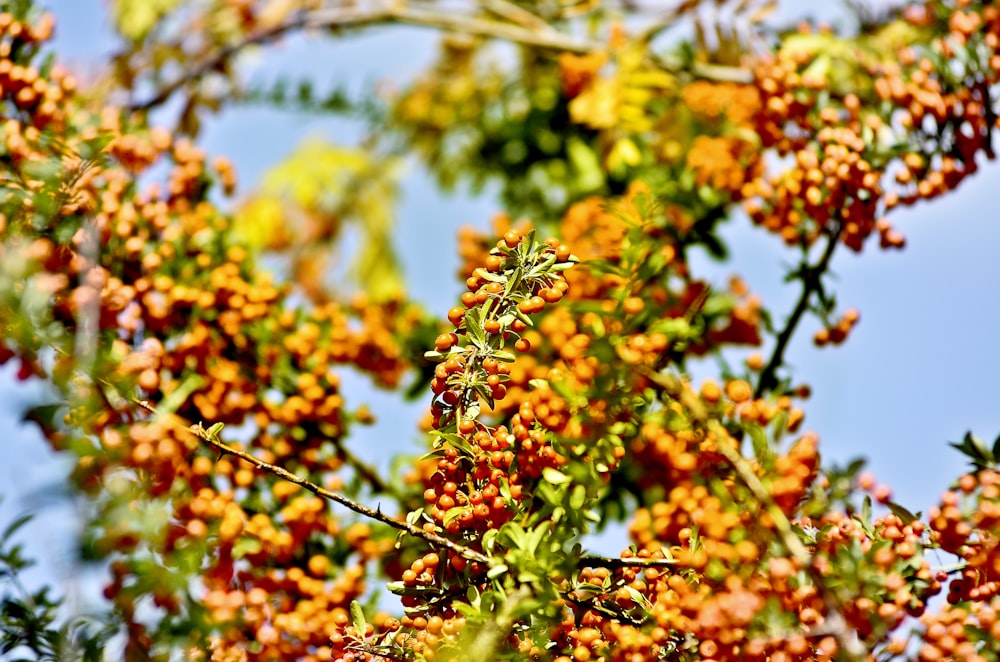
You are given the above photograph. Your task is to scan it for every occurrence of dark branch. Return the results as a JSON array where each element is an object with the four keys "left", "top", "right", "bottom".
[
  {"left": 754, "top": 227, "right": 842, "bottom": 398},
  {"left": 128, "top": 3, "right": 750, "bottom": 113},
  {"left": 578, "top": 555, "right": 677, "bottom": 570}
]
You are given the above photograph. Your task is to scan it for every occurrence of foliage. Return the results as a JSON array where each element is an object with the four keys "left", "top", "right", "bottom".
[
  {"left": 2, "top": 0, "right": 1000, "bottom": 661},
  {"left": 0, "top": 503, "right": 116, "bottom": 661}
]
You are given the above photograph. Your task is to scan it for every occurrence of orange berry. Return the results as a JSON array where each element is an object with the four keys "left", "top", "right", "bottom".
[
  {"left": 746, "top": 352, "right": 765, "bottom": 371},
  {"left": 540, "top": 287, "right": 563, "bottom": 303},
  {"left": 725, "top": 379, "right": 753, "bottom": 403},
  {"left": 623, "top": 296, "right": 644, "bottom": 315},
  {"left": 435, "top": 333, "right": 458, "bottom": 351}
]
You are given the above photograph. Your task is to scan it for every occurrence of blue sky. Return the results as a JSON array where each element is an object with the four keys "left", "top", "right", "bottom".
[{"left": 4, "top": 0, "right": 999, "bottom": 598}]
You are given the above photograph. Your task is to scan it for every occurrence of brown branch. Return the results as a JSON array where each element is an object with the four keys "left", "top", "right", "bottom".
[
  {"left": 753, "top": 226, "right": 842, "bottom": 398},
  {"left": 710, "top": 420, "right": 866, "bottom": 662},
  {"left": 133, "top": 399, "right": 491, "bottom": 565},
  {"left": 129, "top": 3, "right": 601, "bottom": 112},
  {"left": 578, "top": 555, "right": 677, "bottom": 570},
  {"left": 128, "top": 1, "right": 751, "bottom": 113}
]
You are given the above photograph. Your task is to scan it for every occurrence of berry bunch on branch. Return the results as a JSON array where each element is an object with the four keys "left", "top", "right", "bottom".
[{"left": 3, "top": 1, "right": 1000, "bottom": 661}]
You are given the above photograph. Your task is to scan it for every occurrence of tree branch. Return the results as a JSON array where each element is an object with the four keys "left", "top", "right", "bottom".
[
  {"left": 133, "top": 399, "right": 490, "bottom": 565},
  {"left": 128, "top": 2, "right": 751, "bottom": 113},
  {"left": 754, "top": 227, "right": 842, "bottom": 398},
  {"left": 578, "top": 555, "right": 677, "bottom": 570}
]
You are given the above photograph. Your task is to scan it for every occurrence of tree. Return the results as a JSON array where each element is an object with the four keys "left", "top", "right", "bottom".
[{"left": 1, "top": 0, "right": 999, "bottom": 660}]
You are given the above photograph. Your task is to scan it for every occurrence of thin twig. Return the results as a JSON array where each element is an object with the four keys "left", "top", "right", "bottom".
[
  {"left": 753, "top": 227, "right": 841, "bottom": 398},
  {"left": 710, "top": 420, "right": 866, "bottom": 662},
  {"left": 128, "top": 2, "right": 751, "bottom": 113},
  {"left": 133, "top": 399, "right": 491, "bottom": 565}
]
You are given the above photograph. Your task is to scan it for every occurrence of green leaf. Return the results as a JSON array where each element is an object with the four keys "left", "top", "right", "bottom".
[
  {"left": 505, "top": 267, "right": 523, "bottom": 296},
  {"left": 233, "top": 537, "right": 262, "bottom": 559},
  {"left": 156, "top": 374, "right": 205, "bottom": 416},
  {"left": 350, "top": 600, "right": 367, "bottom": 635},
  {"left": 501, "top": 522, "right": 526, "bottom": 549},
  {"left": 514, "top": 309, "right": 534, "bottom": 327},
  {"left": 748, "top": 424, "right": 773, "bottom": 466},
  {"left": 1, "top": 514, "right": 32, "bottom": 548},
  {"left": 542, "top": 467, "right": 571, "bottom": 485},
  {"left": 112, "top": 0, "right": 182, "bottom": 41},
  {"left": 405, "top": 508, "right": 424, "bottom": 526},
  {"left": 487, "top": 563, "right": 508, "bottom": 580},
  {"left": 443, "top": 506, "right": 470, "bottom": 527},
  {"left": 950, "top": 430, "right": 995, "bottom": 468},
  {"left": 566, "top": 136, "right": 605, "bottom": 193},
  {"left": 465, "top": 309, "right": 486, "bottom": 347},
  {"left": 886, "top": 502, "right": 919, "bottom": 526}
]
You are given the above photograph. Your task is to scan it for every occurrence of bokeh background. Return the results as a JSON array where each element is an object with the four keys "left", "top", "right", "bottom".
[{"left": 4, "top": 0, "right": 998, "bottom": 613}]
